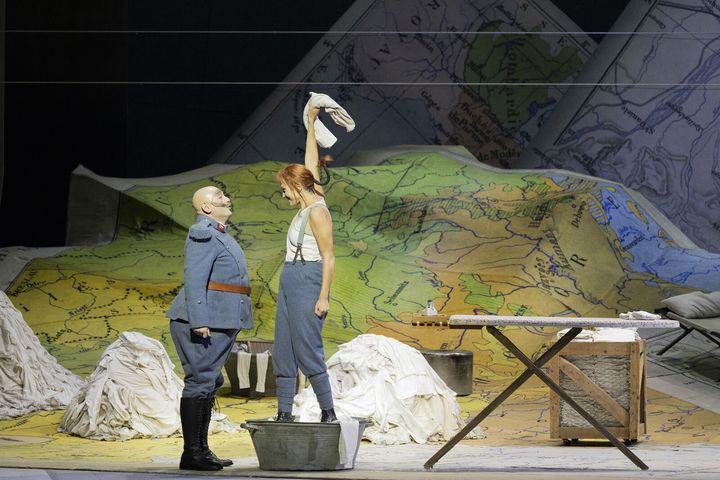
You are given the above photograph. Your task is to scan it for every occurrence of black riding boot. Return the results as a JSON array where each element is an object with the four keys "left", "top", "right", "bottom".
[
  {"left": 201, "top": 396, "right": 233, "bottom": 467},
  {"left": 275, "top": 411, "right": 294, "bottom": 422},
  {"left": 179, "top": 397, "right": 223, "bottom": 471},
  {"left": 321, "top": 408, "right": 338, "bottom": 423}
]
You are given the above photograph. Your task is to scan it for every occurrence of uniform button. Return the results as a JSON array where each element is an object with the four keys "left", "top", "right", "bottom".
[
  {"left": 240, "top": 299, "right": 244, "bottom": 304},
  {"left": 197, "top": 300, "right": 202, "bottom": 304}
]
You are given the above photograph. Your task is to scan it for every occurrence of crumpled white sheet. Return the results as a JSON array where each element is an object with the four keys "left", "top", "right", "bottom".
[
  {"left": 0, "top": 291, "right": 84, "bottom": 419},
  {"left": 59, "top": 331, "right": 236, "bottom": 441},
  {"left": 292, "top": 334, "right": 483, "bottom": 445},
  {"left": 557, "top": 327, "right": 640, "bottom": 342},
  {"left": 59, "top": 332, "right": 184, "bottom": 440}
]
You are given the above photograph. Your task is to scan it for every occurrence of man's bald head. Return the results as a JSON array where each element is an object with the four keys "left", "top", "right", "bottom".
[
  {"left": 192, "top": 186, "right": 220, "bottom": 212},
  {"left": 192, "top": 186, "right": 232, "bottom": 223}
]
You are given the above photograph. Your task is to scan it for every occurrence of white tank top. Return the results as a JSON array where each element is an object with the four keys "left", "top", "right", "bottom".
[{"left": 286, "top": 199, "right": 327, "bottom": 262}]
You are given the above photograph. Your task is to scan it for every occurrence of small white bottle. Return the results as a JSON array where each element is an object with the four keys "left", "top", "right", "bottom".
[{"left": 425, "top": 300, "right": 438, "bottom": 316}]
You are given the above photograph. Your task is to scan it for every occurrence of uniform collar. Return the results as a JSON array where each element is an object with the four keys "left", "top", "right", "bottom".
[{"left": 197, "top": 214, "right": 228, "bottom": 233}]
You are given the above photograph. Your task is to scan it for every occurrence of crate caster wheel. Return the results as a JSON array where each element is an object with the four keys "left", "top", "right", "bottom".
[
  {"left": 562, "top": 438, "right": 579, "bottom": 445},
  {"left": 623, "top": 439, "right": 637, "bottom": 446}
]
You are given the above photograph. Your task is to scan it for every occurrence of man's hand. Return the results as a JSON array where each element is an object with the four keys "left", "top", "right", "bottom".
[
  {"left": 193, "top": 326, "right": 211, "bottom": 338},
  {"left": 314, "top": 297, "right": 330, "bottom": 317}
]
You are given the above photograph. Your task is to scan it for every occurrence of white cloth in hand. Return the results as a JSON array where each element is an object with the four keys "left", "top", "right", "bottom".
[{"left": 303, "top": 92, "right": 356, "bottom": 148}]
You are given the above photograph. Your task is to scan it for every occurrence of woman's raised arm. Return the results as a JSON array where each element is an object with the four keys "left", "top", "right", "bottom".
[{"left": 305, "top": 106, "right": 324, "bottom": 195}]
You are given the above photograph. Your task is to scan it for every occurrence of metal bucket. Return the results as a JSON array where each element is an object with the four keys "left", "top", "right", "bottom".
[
  {"left": 241, "top": 419, "right": 367, "bottom": 471},
  {"left": 421, "top": 349, "right": 474, "bottom": 396}
]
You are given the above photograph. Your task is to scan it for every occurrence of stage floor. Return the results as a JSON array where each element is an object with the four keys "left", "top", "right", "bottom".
[{"left": 1, "top": 327, "right": 718, "bottom": 479}]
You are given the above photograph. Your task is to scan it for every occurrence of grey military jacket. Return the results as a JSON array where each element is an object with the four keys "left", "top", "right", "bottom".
[{"left": 166, "top": 215, "right": 253, "bottom": 330}]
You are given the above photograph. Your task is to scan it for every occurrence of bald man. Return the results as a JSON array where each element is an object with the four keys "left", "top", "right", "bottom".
[{"left": 167, "top": 186, "right": 253, "bottom": 471}]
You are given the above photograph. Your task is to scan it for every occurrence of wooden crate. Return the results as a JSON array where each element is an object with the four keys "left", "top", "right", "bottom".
[{"left": 549, "top": 339, "right": 647, "bottom": 443}]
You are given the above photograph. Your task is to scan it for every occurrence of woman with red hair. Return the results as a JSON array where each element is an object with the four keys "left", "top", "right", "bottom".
[{"left": 273, "top": 106, "right": 337, "bottom": 423}]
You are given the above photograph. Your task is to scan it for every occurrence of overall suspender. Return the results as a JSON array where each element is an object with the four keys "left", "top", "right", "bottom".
[{"left": 291, "top": 203, "right": 324, "bottom": 265}]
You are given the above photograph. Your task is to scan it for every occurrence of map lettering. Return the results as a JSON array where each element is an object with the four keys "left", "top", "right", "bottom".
[
  {"left": 544, "top": 229, "right": 573, "bottom": 270},
  {"left": 623, "top": 235, "right": 645, "bottom": 251},
  {"left": 570, "top": 254, "right": 587, "bottom": 267},
  {"left": 571, "top": 201, "right": 586, "bottom": 228},
  {"left": 666, "top": 102, "right": 703, "bottom": 133},
  {"left": 414, "top": 34, "right": 435, "bottom": 54},
  {"left": 528, "top": 202, "right": 549, "bottom": 228},
  {"left": 384, "top": 281, "right": 409, "bottom": 305},
  {"left": 621, "top": 105, "right": 655, "bottom": 135}
]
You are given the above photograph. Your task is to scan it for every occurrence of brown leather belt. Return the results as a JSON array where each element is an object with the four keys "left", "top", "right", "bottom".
[{"left": 207, "top": 281, "right": 251, "bottom": 295}]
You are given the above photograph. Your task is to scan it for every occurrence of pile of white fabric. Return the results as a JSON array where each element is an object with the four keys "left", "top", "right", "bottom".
[
  {"left": 59, "top": 331, "right": 236, "bottom": 441},
  {"left": 59, "top": 332, "right": 183, "bottom": 440},
  {"left": 0, "top": 291, "right": 84, "bottom": 419},
  {"left": 293, "top": 334, "right": 483, "bottom": 444}
]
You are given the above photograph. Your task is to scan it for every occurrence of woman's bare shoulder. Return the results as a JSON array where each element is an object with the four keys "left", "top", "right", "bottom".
[{"left": 309, "top": 204, "right": 331, "bottom": 222}]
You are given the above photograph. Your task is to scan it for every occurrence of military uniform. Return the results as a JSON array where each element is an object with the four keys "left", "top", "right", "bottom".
[
  {"left": 167, "top": 214, "right": 253, "bottom": 397},
  {"left": 167, "top": 214, "right": 253, "bottom": 470}
]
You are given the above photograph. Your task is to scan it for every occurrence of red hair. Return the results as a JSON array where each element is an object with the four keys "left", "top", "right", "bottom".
[
  {"left": 276, "top": 164, "right": 323, "bottom": 196},
  {"left": 276, "top": 155, "right": 332, "bottom": 195}
]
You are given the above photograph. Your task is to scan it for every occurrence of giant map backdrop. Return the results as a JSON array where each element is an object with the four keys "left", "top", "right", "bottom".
[
  {"left": 2, "top": 0, "right": 719, "bottom": 384},
  {"left": 3, "top": 151, "right": 720, "bottom": 382}
]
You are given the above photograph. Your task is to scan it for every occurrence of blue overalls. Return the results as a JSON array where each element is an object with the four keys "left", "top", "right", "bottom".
[{"left": 273, "top": 204, "right": 333, "bottom": 413}]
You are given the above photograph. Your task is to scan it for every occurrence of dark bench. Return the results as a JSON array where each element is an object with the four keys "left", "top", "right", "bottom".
[{"left": 656, "top": 311, "right": 720, "bottom": 356}]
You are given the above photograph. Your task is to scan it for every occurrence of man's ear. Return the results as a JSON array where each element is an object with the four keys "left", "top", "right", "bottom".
[{"left": 201, "top": 203, "right": 212, "bottom": 214}]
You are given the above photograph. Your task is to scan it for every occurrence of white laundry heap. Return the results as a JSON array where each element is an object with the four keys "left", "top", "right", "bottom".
[
  {"left": 0, "top": 291, "right": 84, "bottom": 419},
  {"left": 59, "top": 331, "right": 237, "bottom": 441},
  {"left": 59, "top": 332, "right": 184, "bottom": 440},
  {"left": 292, "top": 333, "right": 483, "bottom": 445}
]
